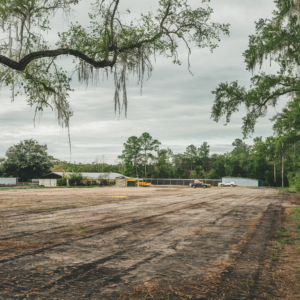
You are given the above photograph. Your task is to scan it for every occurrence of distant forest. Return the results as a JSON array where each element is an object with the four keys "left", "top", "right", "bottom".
[{"left": 53, "top": 132, "right": 297, "bottom": 187}]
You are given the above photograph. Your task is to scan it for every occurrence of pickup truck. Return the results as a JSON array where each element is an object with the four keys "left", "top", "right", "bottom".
[
  {"left": 219, "top": 182, "right": 237, "bottom": 187},
  {"left": 190, "top": 181, "right": 209, "bottom": 189}
]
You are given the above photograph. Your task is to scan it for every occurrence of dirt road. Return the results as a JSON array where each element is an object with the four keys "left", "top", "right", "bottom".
[{"left": 0, "top": 187, "right": 284, "bottom": 299}]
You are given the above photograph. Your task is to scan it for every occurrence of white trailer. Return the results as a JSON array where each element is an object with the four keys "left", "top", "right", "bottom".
[{"left": 0, "top": 178, "right": 17, "bottom": 185}]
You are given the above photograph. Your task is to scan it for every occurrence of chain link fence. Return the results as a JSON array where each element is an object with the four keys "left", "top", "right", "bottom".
[{"left": 142, "top": 178, "right": 221, "bottom": 186}]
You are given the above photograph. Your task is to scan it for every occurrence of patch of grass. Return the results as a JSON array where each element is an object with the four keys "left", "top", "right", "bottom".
[
  {"left": 292, "top": 208, "right": 300, "bottom": 222},
  {"left": 274, "top": 208, "right": 300, "bottom": 260},
  {"left": 76, "top": 225, "right": 89, "bottom": 230},
  {"left": 271, "top": 248, "right": 282, "bottom": 261},
  {"left": 282, "top": 237, "right": 300, "bottom": 243},
  {"left": 277, "top": 229, "right": 291, "bottom": 235},
  {"left": 76, "top": 224, "right": 90, "bottom": 235},
  {"left": 288, "top": 190, "right": 297, "bottom": 193},
  {"left": 274, "top": 241, "right": 283, "bottom": 246}
]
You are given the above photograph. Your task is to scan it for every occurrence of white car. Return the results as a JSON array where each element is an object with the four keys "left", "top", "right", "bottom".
[{"left": 219, "top": 181, "right": 237, "bottom": 187}]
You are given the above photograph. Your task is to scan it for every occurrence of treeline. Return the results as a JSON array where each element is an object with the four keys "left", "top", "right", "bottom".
[
  {"left": 57, "top": 130, "right": 300, "bottom": 187},
  {"left": 116, "top": 133, "right": 297, "bottom": 187},
  {"left": 1, "top": 126, "right": 299, "bottom": 188}
]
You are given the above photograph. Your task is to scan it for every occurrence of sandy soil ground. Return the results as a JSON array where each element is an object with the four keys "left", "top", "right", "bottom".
[{"left": 0, "top": 186, "right": 287, "bottom": 299}]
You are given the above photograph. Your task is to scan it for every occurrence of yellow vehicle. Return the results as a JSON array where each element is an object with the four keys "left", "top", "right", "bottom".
[{"left": 135, "top": 179, "right": 151, "bottom": 187}]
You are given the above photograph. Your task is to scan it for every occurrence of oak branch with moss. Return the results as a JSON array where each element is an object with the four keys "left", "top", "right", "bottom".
[
  {"left": 0, "top": 0, "right": 229, "bottom": 134},
  {"left": 211, "top": 0, "right": 300, "bottom": 137}
]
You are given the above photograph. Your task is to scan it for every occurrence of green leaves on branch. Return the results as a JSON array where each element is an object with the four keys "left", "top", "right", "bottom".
[
  {"left": 211, "top": 0, "right": 300, "bottom": 137},
  {"left": 211, "top": 73, "right": 300, "bottom": 136},
  {"left": 0, "top": 0, "right": 230, "bottom": 134}
]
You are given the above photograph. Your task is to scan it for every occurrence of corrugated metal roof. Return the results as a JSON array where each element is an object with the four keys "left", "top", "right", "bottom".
[
  {"left": 42, "top": 172, "right": 126, "bottom": 180},
  {"left": 222, "top": 176, "right": 261, "bottom": 181}
]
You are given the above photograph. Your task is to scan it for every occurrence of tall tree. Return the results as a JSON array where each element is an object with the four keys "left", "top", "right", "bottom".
[
  {"left": 198, "top": 142, "right": 210, "bottom": 172},
  {"left": 3, "top": 139, "right": 53, "bottom": 181},
  {"left": 184, "top": 145, "right": 198, "bottom": 175},
  {"left": 265, "top": 137, "right": 277, "bottom": 184},
  {"left": 156, "top": 148, "right": 173, "bottom": 178},
  {"left": 271, "top": 97, "right": 300, "bottom": 185},
  {"left": 117, "top": 154, "right": 125, "bottom": 173},
  {"left": 0, "top": 0, "right": 230, "bottom": 131},
  {"left": 139, "top": 132, "right": 161, "bottom": 177},
  {"left": 122, "top": 136, "right": 142, "bottom": 177},
  {"left": 0, "top": 157, "right": 5, "bottom": 177},
  {"left": 211, "top": 0, "right": 300, "bottom": 137},
  {"left": 275, "top": 137, "right": 289, "bottom": 188}
]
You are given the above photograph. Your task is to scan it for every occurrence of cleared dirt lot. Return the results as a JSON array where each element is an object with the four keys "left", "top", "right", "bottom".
[{"left": 0, "top": 186, "right": 287, "bottom": 299}]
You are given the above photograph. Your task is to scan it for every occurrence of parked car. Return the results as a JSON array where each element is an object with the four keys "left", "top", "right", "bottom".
[
  {"left": 219, "top": 182, "right": 237, "bottom": 187},
  {"left": 190, "top": 180, "right": 210, "bottom": 189}
]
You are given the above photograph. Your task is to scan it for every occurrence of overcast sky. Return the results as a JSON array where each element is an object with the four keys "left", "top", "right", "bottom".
[{"left": 0, "top": 0, "right": 284, "bottom": 163}]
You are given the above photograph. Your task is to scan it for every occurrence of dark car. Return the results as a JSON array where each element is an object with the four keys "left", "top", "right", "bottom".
[{"left": 191, "top": 182, "right": 207, "bottom": 189}]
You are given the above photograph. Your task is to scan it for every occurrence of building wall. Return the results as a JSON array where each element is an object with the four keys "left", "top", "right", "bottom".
[
  {"left": 222, "top": 177, "right": 259, "bottom": 187},
  {"left": 39, "top": 179, "right": 57, "bottom": 187},
  {"left": 0, "top": 178, "right": 17, "bottom": 185},
  {"left": 115, "top": 178, "right": 127, "bottom": 187}
]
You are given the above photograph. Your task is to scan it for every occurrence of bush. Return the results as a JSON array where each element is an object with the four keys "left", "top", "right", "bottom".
[
  {"left": 86, "top": 179, "right": 98, "bottom": 186},
  {"left": 287, "top": 172, "right": 295, "bottom": 188},
  {"left": 57, "top": 178, "right": 67, "bottom": 186},
  {"left": 68, "top": 172, "right": 83, "bottom": 186},
  {"left": 294, "top": 172, "right": 300, "bottom": 192},
  {"left": 98, "top": 174, "right": 109, "bottom": 186},
  {"left": 99, "top": 179, "right": 109, "bottom": 186}
]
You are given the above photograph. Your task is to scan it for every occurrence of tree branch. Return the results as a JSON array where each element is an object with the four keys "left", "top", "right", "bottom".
[
  {"left": 110, "top": 0, "right": 120, "bottom": 47},
  {"left": 160, "top": 2, "right": 172, "bottom": 30},
  {"left": 0, "top": 48, "right": 114, "bottom": 71}
]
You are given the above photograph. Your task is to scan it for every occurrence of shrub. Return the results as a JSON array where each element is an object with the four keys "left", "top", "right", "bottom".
[
  {"left": 294, "top": 172, "right": 300, "bottom": 192},
  {"left": 68, "top": 172, "right": 83, "bottom": 186},
  {"left": 98, "top": 174, "right": 109, "bottom": 186},
  {"left": 99, "top": 179, "right": 109, "bottom": 186},
  {"left": 287, "top": 172, "right": 295, "bottom": 188},
  {"left": 57, "top": 178, "right": 67, "bottom": 186}
]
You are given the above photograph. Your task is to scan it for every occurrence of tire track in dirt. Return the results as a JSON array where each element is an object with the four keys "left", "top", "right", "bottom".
[
  {"left": 0, "top": 194, "right": 229, "bottom": 264},
  {"left": 208, "top": 197, "right": 285, "bottom": 300},
  {"left": 0, "top": 190, "right": 232, "bottom": 241},
  {"left": 0, "top": 188, "right": 279, "bottom": 299},
  {"left": 117, "top": 195, "right": 284, "bottom": 299}
]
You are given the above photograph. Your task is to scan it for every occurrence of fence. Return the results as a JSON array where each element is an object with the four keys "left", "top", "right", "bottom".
[
  {"left": 0, "top": 182, "right": 34, "bottom": 187},
  {"left": 142, "top": 178, "right": 222, "bottom": 187}
]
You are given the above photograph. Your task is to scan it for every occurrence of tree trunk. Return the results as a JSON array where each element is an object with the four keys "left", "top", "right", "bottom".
[
  {"left": 145, "top": 150, "right": 147, "bottom": 178},
  {"left": 135, "top": 158, "right": 138, "bottom": 177},
  {"left": 274, "top": 160, "right": 276, "bottom": 184},
  {"left": 282, "top": 155, "right": 284, "bottom": 188}
]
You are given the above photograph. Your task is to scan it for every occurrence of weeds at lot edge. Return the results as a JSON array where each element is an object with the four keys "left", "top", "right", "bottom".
[
  {"left": 274, "top": 208, "right": 300, "bottom": 254},
  {"left": 269, "top": 202, "right": 300, "bottom": 297}
]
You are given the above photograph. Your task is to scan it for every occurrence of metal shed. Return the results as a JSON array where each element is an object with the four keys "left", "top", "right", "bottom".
[
  {"left": 0, "top": 178, "right": 17, "bottom": 185},
  {"left": 222, "top": 177, "right": 264, "bottom": 187}
]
